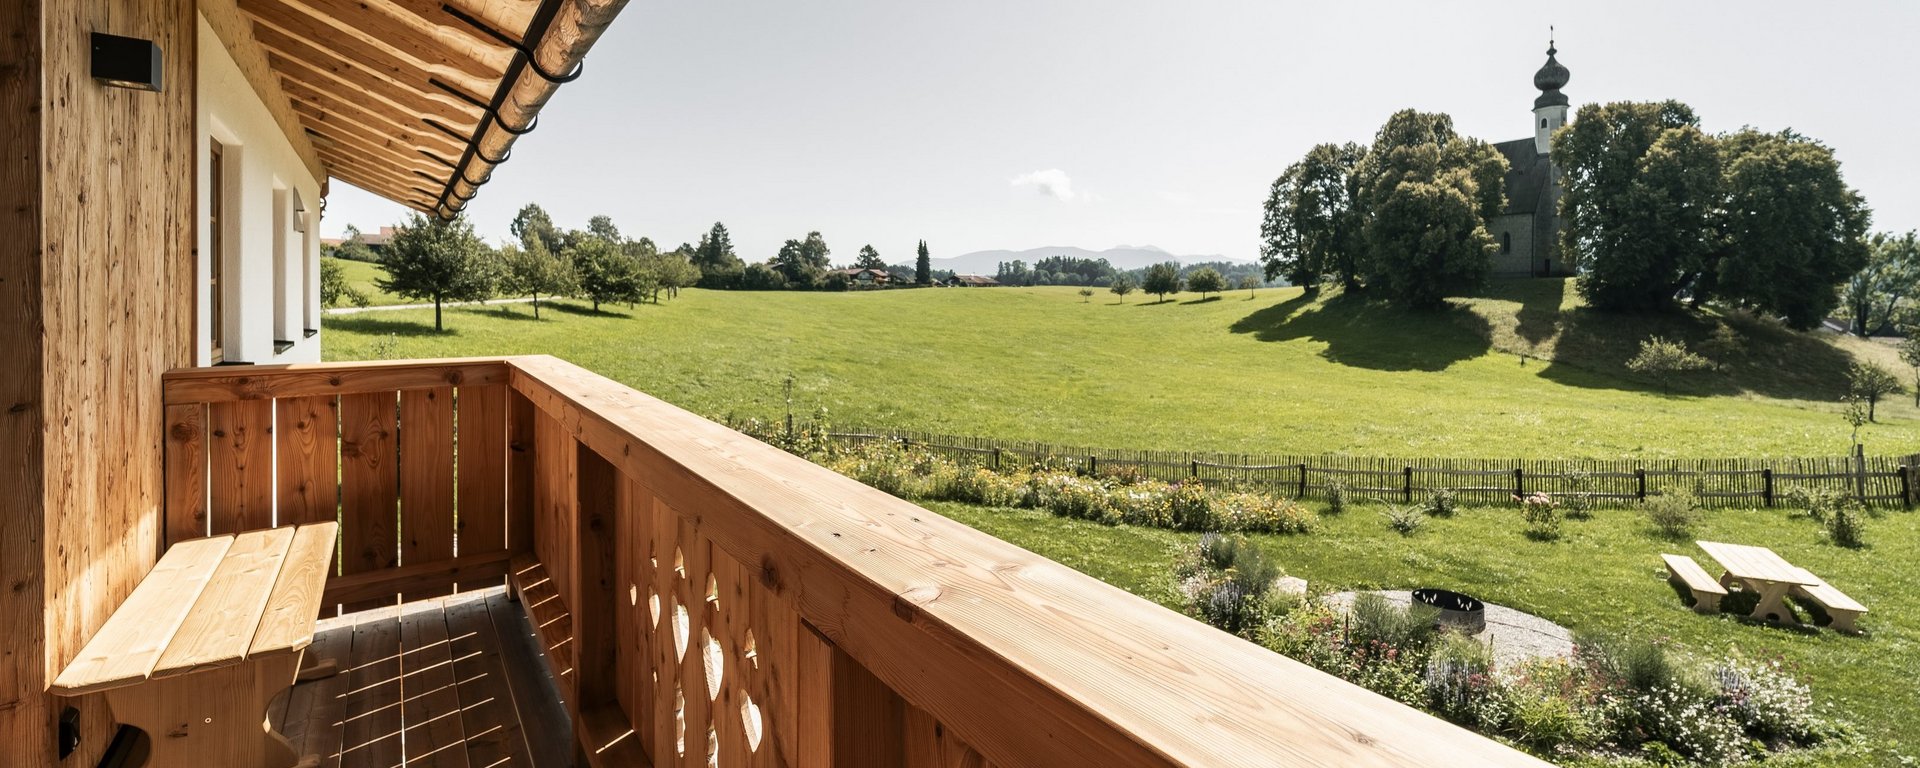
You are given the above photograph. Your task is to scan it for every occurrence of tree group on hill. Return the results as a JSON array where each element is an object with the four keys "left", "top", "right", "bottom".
[{"left": 1260, "top": 101, "right": 1880, "bottom": 327}]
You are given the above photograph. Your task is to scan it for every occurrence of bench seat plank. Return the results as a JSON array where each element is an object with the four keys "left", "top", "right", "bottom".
[
  {"left": 251, "top": 522, "right": 340, "bottom": 658},
  {"left": 153, "top": 526, "right": 298, "bottom": 678},
  {"left": 1789, "top": 567, "right": 1868, "bottom": 616},
  {"left": 1662, "top": 553, "right": 1727, "bottom": 614},
  {"left": 51, "top": 536, "right": 236, "bottom": 695}
]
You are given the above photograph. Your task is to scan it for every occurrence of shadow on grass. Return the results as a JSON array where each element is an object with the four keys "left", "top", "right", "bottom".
[
  {"left": 1138, "top": 298, "right": 1176, "bottom": 307},
  {"left": 1180, "top": 295, "right": 1224, "bottom": 305},
  {"left": 1229, "top": 290, "right": 1492, "bottom": 372},
  {"left": 321, "top": 315, "right": 454, "bottom": 337},
  {"left": 1534, "top": 308, "right": 1856, "bottom": 400},
  {"left": 544, "top": 300, "right": 633, "bottom": 318}
]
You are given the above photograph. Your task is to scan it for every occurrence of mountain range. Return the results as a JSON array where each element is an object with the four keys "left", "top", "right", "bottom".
[{"left": 927, "top": 245, "right": 1247, "bottom": 275}]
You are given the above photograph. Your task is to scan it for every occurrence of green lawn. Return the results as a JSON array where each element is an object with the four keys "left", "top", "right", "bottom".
[
  {"left": 325, "top": 257, "right": 408, "bottom": 307},
  {"left": 322, "top": 282, "right": 1920, "bottom": 458},
  {"left": 929, "top": 498, "right": 1918, "bottom": 764}
]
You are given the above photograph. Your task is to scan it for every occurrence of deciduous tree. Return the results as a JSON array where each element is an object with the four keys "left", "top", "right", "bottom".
[
  {"left": 569, "top": 238, "right": 649, "bottom": 311},
  {"left": 1841, "top": 231, "right": 1919, "bottom": 336},
  {"left": 509, "top": 203, "right": 563, "bottom": 255},
  {"left": 1186, "top": 266, "right": 1225, "bottom": 299},
  {"left": 1553, "top": 101, "right": 1721, "bottom": 312},
  {"left": 854, "top": 244, "right": 886, "bottom": 270},
  {"left": 1109, "top": 275, "right": 1135, "bottom": 303},
  {"left": 378, "top": 213, "right": 495, "bottom": 330},
  {"left": 497, "top": 241, "right": 575, "bottom": 318},
  {"left": 1713, "top": 129, "right": 1871, "bottom": 329},
  {"left": 1261, "top": 142, "right": 1368, "bottom": 291},
  {"left": 1237, "top": 274, "right": 1260, "bottom": 299},
  {"left": 1142, "top": 261, "right": 1182, "bottom": 302},
  {"left": 1354, "top": 109, "right": 1507, "bottom": 309},
  {"left": 1847, "top": 361, "right": 1903, "bottom": 422}
]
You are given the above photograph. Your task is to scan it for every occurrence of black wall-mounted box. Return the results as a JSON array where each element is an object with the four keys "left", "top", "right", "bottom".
[{"left": 91, "top": 32, "right": 163, "bottom": 92}]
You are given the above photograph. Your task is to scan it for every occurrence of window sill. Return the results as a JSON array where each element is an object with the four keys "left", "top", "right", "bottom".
[
  {"left": 303, "top": 328, "right": 318, "bottom": 339},
  {"left": 273, "top": 339, "right": 295, "bottom": 355}
]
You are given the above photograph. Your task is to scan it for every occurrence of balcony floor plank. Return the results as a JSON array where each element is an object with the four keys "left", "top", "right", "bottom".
[{"left": 281, "top": 587, "right": 568, "bottom": 768}]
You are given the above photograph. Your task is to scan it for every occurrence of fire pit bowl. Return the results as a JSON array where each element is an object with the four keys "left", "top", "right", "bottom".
[{"left": 1413, "top": 588, "right": 1486, "bottom": 635}]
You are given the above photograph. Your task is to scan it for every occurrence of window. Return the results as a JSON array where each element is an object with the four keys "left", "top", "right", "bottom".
[
  {"left": 208, "top": 139, "right": 226, "bottom": 362},
  {"left": 1540, "top": 118, "right": 1547, "bottom": 129},
  {"left": 1501, "top": 232, "right": 1512, "bottom": 254},
  {"left": 273, "top": 186, "right": 290, "bottom": 346}
]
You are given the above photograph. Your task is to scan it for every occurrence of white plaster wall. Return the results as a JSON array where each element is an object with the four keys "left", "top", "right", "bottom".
[{"left": 196, "top": 13, "right": 323, "bottom": 365}]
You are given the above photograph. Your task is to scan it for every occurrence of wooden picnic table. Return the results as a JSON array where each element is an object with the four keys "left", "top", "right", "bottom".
[{"left": 1696, "top": 540, "right": 1819, "bottom": 625}]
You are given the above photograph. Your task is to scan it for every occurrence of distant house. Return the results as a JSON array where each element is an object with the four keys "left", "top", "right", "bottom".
[
  {"left": 947, "top": 274, "right": 1001, "bottom": 287},
  {"left": 829, "top": 267, "right": 891, "bottom": 287},
  {"left": 320, "top": 226, "right": 397, "bottom": 257}
]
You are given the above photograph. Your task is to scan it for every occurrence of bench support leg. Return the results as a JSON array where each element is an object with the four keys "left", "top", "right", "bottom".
[{"left": 104, "top": 652, "right": 304, "bottom": 768}]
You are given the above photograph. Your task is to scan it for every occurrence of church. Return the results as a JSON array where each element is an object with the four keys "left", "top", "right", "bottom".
[{"left": 1487, "top": 41, "right": 1574, "bottom": 277}]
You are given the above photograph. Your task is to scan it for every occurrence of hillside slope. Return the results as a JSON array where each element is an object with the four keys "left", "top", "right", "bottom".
[{"left": 322, "top": 281, "right": 1916, "bottom": 458}]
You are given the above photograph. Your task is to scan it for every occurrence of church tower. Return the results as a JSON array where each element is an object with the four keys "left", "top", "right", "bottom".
[{"left": 1532, "top": 38, "right": 1571, "bottom": 155}]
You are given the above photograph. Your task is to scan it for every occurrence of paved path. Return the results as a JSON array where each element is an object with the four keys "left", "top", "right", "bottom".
[
  {"left": 1323, "top": 589, "right": 1574, "bottom": 668},
  {"left": 325, "top": 297, "right": 537, "bottom": 315}
]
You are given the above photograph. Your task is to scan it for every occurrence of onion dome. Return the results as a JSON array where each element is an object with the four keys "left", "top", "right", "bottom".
[{"left": 1534, "top": 42, "right": 1570, "bottom": 108}]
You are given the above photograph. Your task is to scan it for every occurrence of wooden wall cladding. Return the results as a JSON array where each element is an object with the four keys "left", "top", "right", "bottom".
[{"left": 0, "top": 0, "right": 198, "bottom": 765}]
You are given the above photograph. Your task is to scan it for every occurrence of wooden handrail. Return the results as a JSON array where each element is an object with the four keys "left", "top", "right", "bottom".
[
  {"left": 504, "top": 354, "right": 1550, "bottom": 768},
  {"left": 161, "top": 357, "right": 512, "bottom": 403}
]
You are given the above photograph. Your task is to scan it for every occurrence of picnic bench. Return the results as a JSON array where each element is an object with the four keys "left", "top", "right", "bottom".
[
  {"left": 1696, "top": 540, "right": 1819, "bottom": 625},
  {"left": 52, "top": 523, "right": 339, "bottom": 768},
  {"left": 1789, "top": 567, "right": 1869, "bottom": 633},
  {"left": 1661, "top": 554, "right": 1728, "bottom": 613}
]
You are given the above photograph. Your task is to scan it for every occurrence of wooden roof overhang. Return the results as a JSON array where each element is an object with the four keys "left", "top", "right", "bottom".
[{"left": 224, "top": 0, "right": 628, "bottom": 218}]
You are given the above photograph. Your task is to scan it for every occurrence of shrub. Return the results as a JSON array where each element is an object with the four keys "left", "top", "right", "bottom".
[
  {"left": 1349, "top": 593, "right": 1438, "bottom": 653},
  {"left": 1627, "top": 336, "right": 1714, "bottom": 391},
  {"left": 1632, "top": 685, "right": 1750, "bottom": 765},
  {"left": 1713, "top": 653, "right": 1820, "bottom": 744},
  {"left": 1501, "top": 658, "right": 1602, "bottom": 751},
  {"left": 1826, "top": 502, "right": 1866, "bottom": 548},
  {"left": 1166, "top": 481, "right": 1216, "bottom": 531},
  {"left": 1181, "top": 534, "right": 1283, "bottom": 638},
  {"left": 1422, "top": 488, "right": 1458, "bottom": 517},
  {"left": 1325, "top": 478, "right": 1352, "bottom": 514},
  {"left": 1643, "top": 489, "right": 1701, "bottom": 540},
  {"left": 1561, "top": 471, "right": 1595, "bottom": 520},
  {"left": 1382, "top": 505, "right": 1425, "bottom": 536},
  {"left": 1425, "top": 632, "right": 1497, "bottom": 726},
  {"left": 1216, "top": 492, "right": 1314, "bottom": 534},
  {"left": 1575, "top": 631, "right": 1684, "bottom": 697},
  {"left": 1517, "top": 492, "right": 1560, "bottom": 541}
]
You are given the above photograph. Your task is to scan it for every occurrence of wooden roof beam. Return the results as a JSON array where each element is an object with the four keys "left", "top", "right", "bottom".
[
  {"left": 278, "top": 77, "right": 468, "bottom": 157},
  {"left": 262, "top": 44, "right": 482, "bottom": 132},
  {"left": 303, "top": 125, "right": 456, "bottom": 181},
  {"left": 249, "top": 0, "right": 508, "bottom": 87},
  {"left": 323, "top": 164, "right": 437, "bottom": 212},
  {"left": 200, "top": 0, "right": 326, "bottom": 182},
  {"left": 313, "top": 143, "right": 449, "bottom": 190},
  {"left": 237, "top": 0, "right": 498, "bottom": 99}
]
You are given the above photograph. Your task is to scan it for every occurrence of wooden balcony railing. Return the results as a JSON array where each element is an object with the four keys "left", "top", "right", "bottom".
[{"left": 160, "top": 356, "right": 1551, "bottom": 768}]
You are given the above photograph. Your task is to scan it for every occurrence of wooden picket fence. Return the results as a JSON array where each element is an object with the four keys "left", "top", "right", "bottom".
[{"left": 826, "top": 425, "right": 1919, "bottom": 510}]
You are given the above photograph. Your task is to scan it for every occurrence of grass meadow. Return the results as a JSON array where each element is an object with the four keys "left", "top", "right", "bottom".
[{"left": 324, "top": 279, "right": 1920, "bottom": 458}]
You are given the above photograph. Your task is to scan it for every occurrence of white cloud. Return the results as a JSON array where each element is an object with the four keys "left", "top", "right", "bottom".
[{"left": 1010, "top": 168, "right": 1080, "bottom": 202}]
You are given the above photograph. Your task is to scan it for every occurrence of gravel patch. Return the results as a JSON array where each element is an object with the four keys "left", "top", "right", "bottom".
[{"left": 1323, "top": 589, "right": 1574, "bottom": 668}]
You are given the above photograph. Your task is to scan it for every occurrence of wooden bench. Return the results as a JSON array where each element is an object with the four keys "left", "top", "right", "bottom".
[
  {"left": 52, "top": 523, "right": 339, "bottom": 768},
  {"left": 1662, "top": 553, "right": 1728, "bottom": 613},
  {"left": 1789, "top": 567, "right": 1869, "bottom": 633}
]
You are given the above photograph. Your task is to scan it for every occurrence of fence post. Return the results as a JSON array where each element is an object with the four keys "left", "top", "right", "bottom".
[
  {"left": 992, "top": 447, "right": 1001, "bottom": 471},
  {"left": 1298, "top": 463, "right": 1308, "bottom": 499},
  {"left": 1762, "top": 468, "right": 1774, "bottom": 507},
  {"left": 1855, "top": 444, "right": 1868, "bottom": 503},
  {"left": 1190, "top": 460, "right": 1198, "bottom": 479},
  {"left": 1636, "top": 468, "right": 1647, "bottom": 501},
  {"left": 1403, "top": 466, "right": 1413, "bottom": 503},
  {"left": 1088, "top": 455, "right": 1098, "bottom": 476},
  {"left": 1513, "top": 467, "right": 1524, "bottom": 498}
]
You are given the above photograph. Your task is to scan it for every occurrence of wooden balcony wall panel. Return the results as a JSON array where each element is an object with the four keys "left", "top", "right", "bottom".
[
  {"left": 531, "top": 407, "right": 577, "bottom": 642},
  {"left": 208, "top": 399, "right": 276, "bottom": 533},
  {"left": 276, "top": 395, "right": 340, "bottom": 527},
  {"left": 507, "top": 389, "right": 536, "bottom": 551},
  {"left": 503, "top": 354, "right": 1554, "bottom": 768},
  {"left": 164, "top": 403, "right": 212, "bottom": 542},
  {"left": 164, "top": 363, "right": 514, "bottom": 615},
  {"left": 457, "top": 384, "right": 510, "bottom": 568},
  {"left": 399, "top": 387, "right": 457, "bottom": 601}
]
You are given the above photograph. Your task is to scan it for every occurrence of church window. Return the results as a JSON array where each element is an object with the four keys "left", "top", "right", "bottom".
[
  {"left": 1502, "top": 232, "right": 1512, "bottom": 254},
  {"left": 1540, "top": 118, "right": 1547, "bottom": 128}
]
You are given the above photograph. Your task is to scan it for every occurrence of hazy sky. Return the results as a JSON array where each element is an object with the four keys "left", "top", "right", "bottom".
[{"left": 322, "top": 0, "right": 1920, "bottom": 263}]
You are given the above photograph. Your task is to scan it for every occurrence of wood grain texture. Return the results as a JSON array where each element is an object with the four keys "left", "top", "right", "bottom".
[
  {"left": 400, "top": 387, "right": 456, "bottom": 600},
  {"left": 161, "top": 358, "right": 510, "bottom": 403},
  {"left": 444, "top": 592, "right": 534, "bottom": 768},
  {"left": 321, "top": 551, "right": 510, "bottom": 607},
  {"left": 573, "top": 446, "right": 620, "bottom": 713},
  {"left": 398, "top": 601, "right": 470, "bottom": 766},
  {"left": 154, "top": 526, "right": 297, "bottom": 678},
  {"left": 457, "top": 384, "right": 509, "bottom": 558},
  {"left": 340, "top": 606, "right": 404, "bottom": 768},
  {"left": 506, "top": 354, "right": 1553, "bottom": 768},
  {"left": 277, "top": 395, "right": 340, "bottom": 526},
  {"left": 507, "top": 389, "right": 535, "bottom": 552},
  {"left": 50, "top": 536, "right": 234, "bottom": 696},
  {"left": 532, "top": 409, "right": 575, "bottom": 611},
  {"left": 252, "top": 523, "right": 341, "bottom": 657},
  {"left": 340, "top": 392, "right": 399, "bottom": 611},
  {"left": 198, "top": 0, "right": 325, "bottom": 181},
  {"left": 165, "top": 402, "right": 212, "bottom": 543},
  {"left": 208, "top": 399, "right": 277, "bottom": 533}
]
